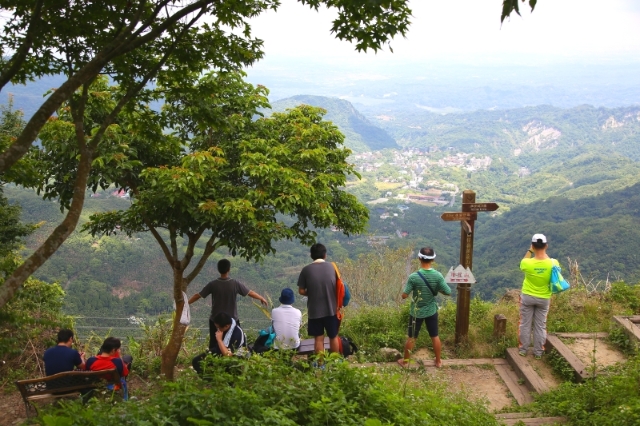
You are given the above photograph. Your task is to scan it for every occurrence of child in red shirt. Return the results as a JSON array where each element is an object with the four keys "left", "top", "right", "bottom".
[{"left": 85, "top": 337, "right": 132, "bottom": 390}]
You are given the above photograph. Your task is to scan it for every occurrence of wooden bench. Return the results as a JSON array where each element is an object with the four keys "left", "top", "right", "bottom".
[
  {"left": 297, "top": 337, "right": 331, "bottom": 355},
  {"left": 15, "top": 369, "right": 121, "bottom": 417}
]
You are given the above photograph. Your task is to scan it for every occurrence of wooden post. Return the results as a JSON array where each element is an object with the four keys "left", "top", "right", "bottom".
[
  {"left": 493, "top": 314, "right": 507, "bottom": 339},
  {"left": 440, "top": 190, "right": 499, "bottom": 347},
  {"left": 455, "top": 190, "right": 475, "bottom": 345}
]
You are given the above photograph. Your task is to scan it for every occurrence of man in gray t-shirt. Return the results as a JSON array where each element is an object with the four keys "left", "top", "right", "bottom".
[
  {"left": 297, "top": 243, "right": 340, "bottom": 354},
  {"left": 189, "top": 259, "right": 267, "bottom": 349}
]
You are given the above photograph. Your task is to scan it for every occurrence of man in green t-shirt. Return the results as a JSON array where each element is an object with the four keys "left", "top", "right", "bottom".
[
  {"left": 519, "top": 233, "right": 559, "bottom": 359},
  {"left": 399, "top": 247, "right": 451, "bottom": 368}
]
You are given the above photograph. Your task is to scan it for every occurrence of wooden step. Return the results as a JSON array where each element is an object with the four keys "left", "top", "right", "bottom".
[
  {"left": 545, "top": 335, "right": 591, "bottom": 382},
  {"left": 613, "top": 316, "right": 640, "bottom": 344},
  {"left": 554, "top": 332, "right": 608, "bottom": 339},
  {"left": 505, "top": 348, "right": 549, "bottom": 394},
  {"left": 495, "top": 364, "right": 534, "bottom": 405},
  {"left": 355, "top": 358, "right": 508, "bottom": 369},
  {"left": 496, "top": 412, "right": 566, "bottom": 425}
]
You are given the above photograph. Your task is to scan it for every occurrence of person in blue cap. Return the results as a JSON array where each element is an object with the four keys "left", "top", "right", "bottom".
[{"left": 271, "top": 288, "right": 302, "bottom": 349}]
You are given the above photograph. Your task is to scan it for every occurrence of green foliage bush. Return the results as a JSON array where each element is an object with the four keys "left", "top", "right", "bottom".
[
  {"left": 547, "top": 348, "right": 577, "bottom": 382},
  {"left": 38, "top": 354, "right": 498, "bottom": 425},
  {"left": 535, "top": 355, "right": 640, "bottom": 425},
  {"left": 0, "top": 279, "right": 70, "bottom": 387},
  {"left": 608, "top": 326, "right": 638, "bottom": 356},
  {"left": 126, "top": 314, "right": 205, "bottom": 378},
  {"left": 340, "top": 304, "right": 409, "bottom": 358},
  {"left": 607, "top": 282, "right": 640, "bottom": 314}
]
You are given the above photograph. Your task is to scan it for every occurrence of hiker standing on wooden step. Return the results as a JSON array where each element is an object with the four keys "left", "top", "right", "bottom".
[
  {"left": 518, "top": 234, "right": 559, "bottom": 360},
  {"left": 400, "top": 247, "right": 451, "bottom": 368}
]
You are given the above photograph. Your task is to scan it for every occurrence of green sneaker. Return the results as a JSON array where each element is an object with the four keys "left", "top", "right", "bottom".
[
  {"left": 519, "top": 351, "right": 526, "bottom": 357},
  {"left": 534, "top": 355, "right": 542, "bottom": 360}
]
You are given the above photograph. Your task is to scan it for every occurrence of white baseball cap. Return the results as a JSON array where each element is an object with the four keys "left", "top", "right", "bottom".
[{"left": 532, "top": 234, "right": 547, "bottom": 244}]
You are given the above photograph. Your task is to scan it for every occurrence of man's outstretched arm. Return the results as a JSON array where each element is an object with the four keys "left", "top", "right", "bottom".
[
  {"left": 188, "top": 293, "right": 201, "bottom": 304},
  {"left": 247, "top": 290, "right": 267, "bottom": 306}
]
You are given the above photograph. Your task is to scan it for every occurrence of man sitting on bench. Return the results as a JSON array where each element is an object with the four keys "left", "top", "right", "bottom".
[
  {"left": 43, "top": 329, "right": 86, "bottom": 376},
  {"left": 192, "top": 312, "right": 247, "bottom": 375},
  {"left": 272, "top": 288, "right": 302, "bottom": 350},
  {"left": 85, "top": 337, "right": 132, "bottom": 390}
]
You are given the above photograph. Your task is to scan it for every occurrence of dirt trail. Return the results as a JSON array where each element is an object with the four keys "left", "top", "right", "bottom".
[
  {"left": 563, "top": 337, "right": 626, "bottom": 371},
  {"left": 411, "top": 348, "right": 515, "bottom": 411}
]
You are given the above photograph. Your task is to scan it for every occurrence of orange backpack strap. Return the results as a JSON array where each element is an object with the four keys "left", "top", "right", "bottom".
[{"left": 332, "top": 262, "right": 345, "bottom": 321}]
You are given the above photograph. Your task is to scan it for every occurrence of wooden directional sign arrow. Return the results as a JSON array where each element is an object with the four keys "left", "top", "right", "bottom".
[
  {"left": 441, "top": 212, "right": 476, "bottom": 221},
  {"left": 462, "top": 202, "right": 499, "bottom": 212}
]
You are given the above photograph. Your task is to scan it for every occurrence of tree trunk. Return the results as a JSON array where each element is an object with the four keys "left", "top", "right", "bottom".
[
  {"left": 0, "top": 145, "right": 92, "bottom": 308},
  {"left": 160, "top": 300, "right": 187, "bottom": 380},
  {"left": 160, "top": 268, "right": 188, "bottom": 380}
]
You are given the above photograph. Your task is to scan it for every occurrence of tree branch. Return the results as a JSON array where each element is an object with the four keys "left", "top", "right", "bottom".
[
  {"left": 142, "top": 219, "right": 175, "bottom": 266},
  {"left": 0, "top": 0, "right": 215, "bottom": 174},
  {"left": 88, "top": 8, "right": 205, "bottom": 152},
  {"left": 179, "top": 225, "right": 206, "bottom": 271},
  {"left": 0, "top": 132, "right": 93, "bottom": 309},
  {"left": 0, "top": 0, "right": 44, "bottom": 91},
  {"left": 169, "top": 226, "right": 179, "bottom": 263},
  {"left": 184, "top": 233, "right": 220, "bottom": 284}
]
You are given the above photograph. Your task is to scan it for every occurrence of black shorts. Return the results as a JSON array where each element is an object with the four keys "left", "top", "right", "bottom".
[
  {"left": 407, "top": 312, "right": 438, "bottom": 338},
  {"left": 308, "top": 315, "right": 339, "bottom": 339}
]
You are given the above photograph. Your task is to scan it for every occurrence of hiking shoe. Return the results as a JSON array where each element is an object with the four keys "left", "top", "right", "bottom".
[
  {"left": 534, "top": 355, "right": 542, "bottom": 360},
  {"left": 518, "top": 351, "right": 526, "bottom": 357}
]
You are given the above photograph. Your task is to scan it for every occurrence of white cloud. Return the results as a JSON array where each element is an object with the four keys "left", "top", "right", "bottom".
[{"left": 248, "top": 0, "right": 640, "bottom": 65}]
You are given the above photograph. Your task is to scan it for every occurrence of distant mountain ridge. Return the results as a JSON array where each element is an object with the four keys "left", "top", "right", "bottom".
[
  {"left": 373, "top": 104, "right": 640, "bottom": 160},
  {"left": 269, "top": 95, "right": 398, "bottom": 152}
]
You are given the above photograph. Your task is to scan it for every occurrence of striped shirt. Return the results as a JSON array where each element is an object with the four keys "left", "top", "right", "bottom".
[{"left": 403, "top": 268, "right": 451, "bottom": 318}]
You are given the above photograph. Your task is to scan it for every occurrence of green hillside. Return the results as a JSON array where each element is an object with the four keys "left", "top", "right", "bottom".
[
  {"left": 472, "top": 182, "right": 640, "bottom": 298},
  {"left": 6, "top": 101, "right": 640, "bottom": 325},
  {"left": 270, "top": 95, "right": 399, "bottom": 152}
]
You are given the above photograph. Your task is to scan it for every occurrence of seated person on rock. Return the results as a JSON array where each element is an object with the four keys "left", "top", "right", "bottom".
[
  {"left": 43, "top": 329, "right": 86, "bottom": 376},
  {"left": 85, "top": 337, "right": 132, "bottom": 389},
  {"left": 271, "top": 288, "right": 302, "bottom": 350},
  {"left": 192, "top": 312, "right": 246, "bottom": 375}
]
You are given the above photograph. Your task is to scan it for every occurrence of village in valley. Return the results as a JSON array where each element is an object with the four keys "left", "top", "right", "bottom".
[{"left": 349, "top": 147, "right": 494, "bottom": 214}]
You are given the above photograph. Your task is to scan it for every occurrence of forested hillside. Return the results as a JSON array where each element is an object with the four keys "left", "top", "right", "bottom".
[
  {"left": 7, "top": 177, "right": 640, "bottom": 323},
  {"left": 5, "top": 99, "right": 640, "bottom": 325},
  {"left": 270, "top": 95, "right": 399, "bottom": 152}
]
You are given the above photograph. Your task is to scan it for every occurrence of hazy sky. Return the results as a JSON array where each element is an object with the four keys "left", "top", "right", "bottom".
[{"left": 248, "top": 0, "right": 640, "bottom": 68}]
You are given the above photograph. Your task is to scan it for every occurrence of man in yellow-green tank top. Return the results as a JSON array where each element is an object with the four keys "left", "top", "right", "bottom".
[{"left": 519, "top": 234, "right": 559, "bottom": 359}]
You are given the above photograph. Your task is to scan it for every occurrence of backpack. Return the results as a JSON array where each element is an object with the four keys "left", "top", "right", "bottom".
[
  {"left": 550, "top": 264, "right": 570, "bottom": 294},
  {"left": 338, "top": 336, "right": 358, "bottom": 357},
  {"left": 250, "top": 326, "right": 276, "bottom": 354},
  {"left": 332, "top": 262, "right": 350, "bottom": 320}
]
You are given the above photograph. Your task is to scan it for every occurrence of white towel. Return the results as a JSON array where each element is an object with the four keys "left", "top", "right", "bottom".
[{"left": 173, "top": 291, "right": 191, "bottom": 326}]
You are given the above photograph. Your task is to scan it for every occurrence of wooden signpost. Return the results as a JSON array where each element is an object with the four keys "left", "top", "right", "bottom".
[{"left": 440, "top": 190, "right": 499, "bottom": 345}]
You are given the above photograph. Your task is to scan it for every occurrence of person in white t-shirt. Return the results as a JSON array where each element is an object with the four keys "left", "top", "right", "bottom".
[{"left": 271, "top": 288, "right": 302, "bottom": 350}]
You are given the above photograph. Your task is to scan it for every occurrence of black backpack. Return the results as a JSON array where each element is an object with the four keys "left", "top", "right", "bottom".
[{"left": 338, "top": 336, "right": 358, "bottom": 357}]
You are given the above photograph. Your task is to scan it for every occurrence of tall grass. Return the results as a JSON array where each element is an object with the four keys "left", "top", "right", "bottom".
[{"left": 340, "top": 246, "right": 415, "bottom": 306}]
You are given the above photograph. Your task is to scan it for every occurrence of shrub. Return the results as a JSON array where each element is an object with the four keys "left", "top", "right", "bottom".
[
  {"left": 0, "top": 279, "right": 70, "bottom": 388},
  {"left": 608, "top": 326, "right": 638, "bottom": 356},
  {"left": 340, "top": 304, "right": 409, "bottom": 358},
  {"left": 37, "top": 353, "right": 498, "bottom": 425},
  {"left": 535, "top": 355, "right": 640, "bottom": 425},
  {"left": 607, "top": 282, "right": 640, "bottom": 314}
]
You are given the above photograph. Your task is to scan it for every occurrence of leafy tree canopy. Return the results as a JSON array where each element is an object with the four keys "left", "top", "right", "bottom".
[
  {"left": 0, "top": 0, "right": 412, "bottom": 309},
  {"left": 37, "top": 71, "right": 369, "bottom": 377}
]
